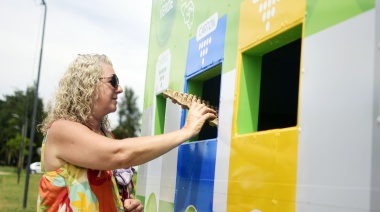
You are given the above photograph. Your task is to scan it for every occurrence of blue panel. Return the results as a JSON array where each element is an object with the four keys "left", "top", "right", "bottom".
[
  {"left": 174, "top": 139, "right": 217, "bottom": 212},
  {"left": 185, "top": 15, "right": 227, "bottom": 77}
]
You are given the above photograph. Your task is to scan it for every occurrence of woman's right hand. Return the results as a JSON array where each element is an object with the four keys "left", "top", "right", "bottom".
[
  {"left": 182, "top": 102, "right": 217, "bottom": 138},
  {"left": 123, "top": 198, "right": 143, "bottom": 212}
]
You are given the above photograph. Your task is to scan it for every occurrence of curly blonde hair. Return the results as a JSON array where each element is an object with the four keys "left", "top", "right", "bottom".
[{"left": 40, "top": 54, "right": 113, "bottom": 134}]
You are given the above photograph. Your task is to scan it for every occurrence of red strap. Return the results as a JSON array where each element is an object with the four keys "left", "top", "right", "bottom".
[
  {"left": 108, "top": 131, "right": 116, "bottom": 139},
  {"left": 47, "top": 121, "right": 56, "bottom": 129}
]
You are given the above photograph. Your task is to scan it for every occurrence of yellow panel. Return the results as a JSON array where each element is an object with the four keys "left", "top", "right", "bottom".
[
  {"left": 228, "top": 128, "right": 298, "bottom": 212},
  {"left": 273, "top": 128, "right": 298, "bottom": 211},
  {"left": 239, "top": 0, "right": 305, "bottom": 50},
  {"left": 228, "top": 131, "right": 276, "bottom": 211},
  {"left": 231, "top": 1, "right": 304, "bottom": 210}
]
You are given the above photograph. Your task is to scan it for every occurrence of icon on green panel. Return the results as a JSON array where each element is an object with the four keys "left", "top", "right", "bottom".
[
  {"left": 156, "top": 0, "right": 176, "bottom": 46},
  {"left": 146, "top": 193, "right": 157, "bottom": 212},
  {"left": 185, "top": 205, "right": 197, "bottom": 212}
]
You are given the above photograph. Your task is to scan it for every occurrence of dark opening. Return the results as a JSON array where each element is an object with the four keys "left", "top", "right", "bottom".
[
  {"left": 258, "top": 39, "right": 301, "bottom": 131},
  {"left": 198, "top": 75, "right": 220, "bottom": 140}
]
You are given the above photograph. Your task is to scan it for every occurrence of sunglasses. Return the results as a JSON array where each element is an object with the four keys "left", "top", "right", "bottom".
[{"left": 99, "top": 74, "right": 119, "bottom": 89}]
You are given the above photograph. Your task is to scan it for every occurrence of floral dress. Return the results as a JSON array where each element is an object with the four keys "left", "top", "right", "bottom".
[{"left": 37, "top": 130, "right": 123, "bottom": 212}]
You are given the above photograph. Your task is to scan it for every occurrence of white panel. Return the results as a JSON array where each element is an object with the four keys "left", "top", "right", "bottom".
[
  {"left": 159, "top": 100, "right": 182, "bottom": 202},
  {"left": 213, "top": 69, "right": 236, "bottom": 212},
  {"left": 297, "top": 10, "right": 375, "bottom": 211},
  {"left": 136, "top": 163, "right": 147, "bottom": 197},
  {"left": 141, "top": 106, "right": 154, "bottom": 137},
  {"left": 136, "top": 106, "right": 154, "bottom": 197},
  {"left": 163, "top": 97, "right": 182, "bottom": 132},
  {"left": 297, "top": 202, "right": 369, "bottom": 212},
  {"left": 145, "top": 158, "right": 162, "bottom": 206},
  {"left": 370, "top": 1, "right": 380, "bottom": 211},
  {"left": 145, "top": 99, "right": 162, "bottom": 207},
  {"left": 155, "top": 49, "right": 171, "bottom": 94}
]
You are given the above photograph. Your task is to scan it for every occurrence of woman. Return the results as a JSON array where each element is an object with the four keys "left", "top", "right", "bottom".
[{"left": 37, "top": 54, "right": 216, "bottom": 212}]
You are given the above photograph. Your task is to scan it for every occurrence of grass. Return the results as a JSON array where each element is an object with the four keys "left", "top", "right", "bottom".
[{"left": 0, "top": 166, "right": 40, "bottom": 212}]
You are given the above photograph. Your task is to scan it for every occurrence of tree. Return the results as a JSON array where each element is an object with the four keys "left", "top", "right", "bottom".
[
  {"left": 3, "top": 133, "right": 31, "bottom": 165},
  {"left": 112, "top": 86, "right": 142, "bottom": 139},
  {"left": 0, "top": 85, "right": 45, "bottom": 166}
]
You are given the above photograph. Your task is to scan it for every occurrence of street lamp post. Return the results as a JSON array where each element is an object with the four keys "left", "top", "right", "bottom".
[
  {"left": 19, "top": 118, "right": 27, "bottom": 184},
  {"left": 23, "top": 0, "right": 47, "bottom": 208}
]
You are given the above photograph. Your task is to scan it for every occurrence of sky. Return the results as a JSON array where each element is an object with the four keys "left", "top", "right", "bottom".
[{"left": 0, "top": 0, "right": 152, "bottom": 129}]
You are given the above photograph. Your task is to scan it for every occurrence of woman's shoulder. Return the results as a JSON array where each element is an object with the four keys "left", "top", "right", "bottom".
[
  {"left": 50, "top": 119, "right": 82, "bottom": 127},
  {"left": 49, "top": 120, "right": 87, "bottom": 134},
  {"left": 47, "top": 120, "right": 91, "bottom": 145}
]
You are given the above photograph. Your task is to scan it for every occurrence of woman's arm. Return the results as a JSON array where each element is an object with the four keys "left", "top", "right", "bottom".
[{"left": 44, "top": 102, "right": 216, "bottom": 171}]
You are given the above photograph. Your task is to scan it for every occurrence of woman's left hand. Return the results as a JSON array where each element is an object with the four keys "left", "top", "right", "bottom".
[{"left": 124, "top": 198, "right": 143, "bottom": 212}]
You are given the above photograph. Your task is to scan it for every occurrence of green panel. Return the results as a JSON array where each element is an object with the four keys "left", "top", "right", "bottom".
[
  {"left": 144, "top": 0, "right": 244, "bottom": 109},
  {"left": 237, "top": 55, "right": 261, "bottom": 134},
  {"left": 190, "top": 64, "right": 221, "bottom": 81},
  {"left": 136, "top": 195, "right": 146, "bottom": 208},
  {"left": 246, "top": 24, "right": 303, "bottom": 56},
  {"left": 154, "top": 95, "right": 166, "bottom": 135},
  {"left": 158, "top": 200, "right": 174, "bottom": 212},
  {"left": 223, "top": 0, "right": 244, "bottom": 73},
  {"left": 305, "top": 0, "right": 375, "bottom": 36},
  {"left": 187, "top": 81, "right": 203, "bottom": 97},
  {"left": 146, "top": 193, "right": 157, "bottom": 212},
  {"left": 143, "top": 3, "right": 155, "bottom": 109}
]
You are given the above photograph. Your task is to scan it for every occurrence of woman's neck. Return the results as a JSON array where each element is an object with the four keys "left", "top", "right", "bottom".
[{"left": 85, "top": 122, "right": 104, "bottom": 135}]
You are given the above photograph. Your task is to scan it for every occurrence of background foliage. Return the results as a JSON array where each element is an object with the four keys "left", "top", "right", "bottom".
[
  {"left": 0, "top": 85, "right": 44, "bottom": 167},
  {"left": 0, "top": 85, "right": 142, "bottom": 167},
  {"left": 112, "top": 86, "right": 142, "bottom": 139}
]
